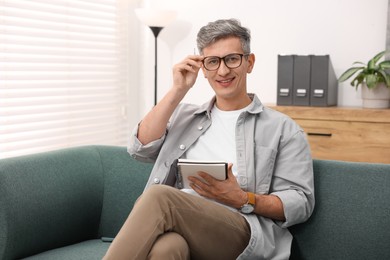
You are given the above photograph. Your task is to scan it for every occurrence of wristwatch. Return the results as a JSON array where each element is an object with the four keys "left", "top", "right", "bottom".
[{"left": 240, "top": 192, "right": 256, "bottom": 214}]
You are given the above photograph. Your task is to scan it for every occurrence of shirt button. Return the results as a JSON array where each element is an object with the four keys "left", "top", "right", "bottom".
[
  {"left": 153, "top": 178, "right": 160, "bottom": 184},
  {"left": 179, "top": 144, "right": 186, "bottom": 150},
  {"left": 198, "top": 125, "right": 203, "bottom": 130}
]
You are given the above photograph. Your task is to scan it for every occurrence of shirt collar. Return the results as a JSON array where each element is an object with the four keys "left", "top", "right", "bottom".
[{"left": 194, "top": 93, "right": 264, "bottom": 117}]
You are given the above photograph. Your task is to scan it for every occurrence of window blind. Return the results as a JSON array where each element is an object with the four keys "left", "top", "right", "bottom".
[{"left": 0, "top": 0, "right": 130, "bottom": 159}]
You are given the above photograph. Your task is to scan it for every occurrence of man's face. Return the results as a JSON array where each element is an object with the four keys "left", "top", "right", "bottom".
[{"left": 201, "top": 37, "right": 255, "bottom": 105}]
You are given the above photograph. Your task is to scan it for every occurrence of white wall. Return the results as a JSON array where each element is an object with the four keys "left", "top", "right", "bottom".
[{"left": 132, "top": 0, "right": 388, "bottom": 120}]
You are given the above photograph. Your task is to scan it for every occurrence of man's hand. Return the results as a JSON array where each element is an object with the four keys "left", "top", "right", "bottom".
[
  {"left": 188, "top": 163, "right": 286, "bottom": 220},
  {"left": 188, "top": 163, "right": 247, "bottom": 209},
  {"left": 137, "top": 54, "right": 203, "bottom": 145},
  {"left": 172, "top": 55, "right": 204, "bottom": 93}
]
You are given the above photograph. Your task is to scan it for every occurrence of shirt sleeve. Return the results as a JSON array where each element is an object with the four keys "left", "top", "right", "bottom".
[
  {"left": 127, "top": 122, "right": 167, "bottom": 163},
  {"left": 271, "top": 130, "right": 315, "bottom": 228}
]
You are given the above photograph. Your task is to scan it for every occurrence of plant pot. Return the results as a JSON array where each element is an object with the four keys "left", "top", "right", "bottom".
[{"left": 361, "top": 82, "right": 390, "bottom": 109}]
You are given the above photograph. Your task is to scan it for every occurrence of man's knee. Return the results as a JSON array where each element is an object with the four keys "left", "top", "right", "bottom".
[
  {"left": 145, "top": 184, "right": 175, "bottom": 196},
  {"left": 141, "top": 185, "right": 179, "bottom": 205},
  {"left": 148, "top": 232, "right": 190, "bottom": 260}
]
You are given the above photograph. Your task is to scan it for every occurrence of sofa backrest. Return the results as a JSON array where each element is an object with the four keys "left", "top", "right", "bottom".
[
  {"left": 2, "top": 146, "right": 389, "bottom": 260},
  {"left": 290, "top": 159, "right": 390, "bottom": 260}
]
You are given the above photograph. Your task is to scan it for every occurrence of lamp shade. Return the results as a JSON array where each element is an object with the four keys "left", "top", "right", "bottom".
[{"left": 135, "top": 8, "right": 177, "bottom": 27}]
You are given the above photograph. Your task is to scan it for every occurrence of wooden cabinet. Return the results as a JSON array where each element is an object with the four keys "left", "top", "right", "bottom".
[{"left": 269, "top": 106, "right": 390, "bottom": 164}]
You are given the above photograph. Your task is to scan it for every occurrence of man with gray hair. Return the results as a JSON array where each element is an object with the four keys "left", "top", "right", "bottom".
[{"left": 104, "top": 18, "right": 315, "bottom": 260}]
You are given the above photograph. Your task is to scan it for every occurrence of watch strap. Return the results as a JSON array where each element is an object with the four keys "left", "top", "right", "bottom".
[{"left": 246, "top": 192, "right": 256, "bottom": 206}]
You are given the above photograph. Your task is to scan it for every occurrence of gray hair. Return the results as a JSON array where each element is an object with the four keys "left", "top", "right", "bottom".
[{"left": 196, "top": 19, "right": 251, "bottom": 55}]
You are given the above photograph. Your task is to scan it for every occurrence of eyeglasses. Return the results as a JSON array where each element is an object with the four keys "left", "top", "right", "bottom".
[{"left": 202, "top": 53, "right": 249, "bottom": 71}]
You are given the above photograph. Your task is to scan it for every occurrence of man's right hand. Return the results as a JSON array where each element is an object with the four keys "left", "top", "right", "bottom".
[
  {"left": 137, "top": 54, "right": 204, "bottom": 145},
  {"left": 172, "top": 55, "right": 204, "bottom": 94}
]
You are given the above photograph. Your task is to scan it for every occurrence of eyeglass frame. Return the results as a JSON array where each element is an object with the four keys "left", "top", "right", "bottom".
[{"left": 202, "top": 53, "right": 250, "bottom": 71}]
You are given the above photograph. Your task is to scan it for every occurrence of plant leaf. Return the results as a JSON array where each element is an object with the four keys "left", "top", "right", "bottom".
[
  {"left": 366, "top": 74, "right": 378, "bottom": 88},
  {"left": 352, "top": 61, "right": 365, "bottom": 66},
  {"left": 367, "top": 50, "right": 386, "bottom": 69},
  {"left": 378, "top": 60, "right": 390, "bottom": 69},
  {"left": 352, "top": 74, "right": 364, "bottom": 90},
  {"left": 387, "top": 75, "right": 390, "bottom": 88},
  {"left": 338, "top": 67, "right": 364, "bottom": 82},
  {"left": 377, "top": 70, "right": 390, "bottom": 87}
]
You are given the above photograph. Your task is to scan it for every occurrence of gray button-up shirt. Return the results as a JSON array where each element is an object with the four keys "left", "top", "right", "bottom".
[{"left": 128, "top": 94, "right": 315, "bottom": 259}]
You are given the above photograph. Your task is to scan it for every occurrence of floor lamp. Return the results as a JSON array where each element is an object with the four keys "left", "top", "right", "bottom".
[{"left": 135, "top": 8, "right": 177, "bottom": 105}]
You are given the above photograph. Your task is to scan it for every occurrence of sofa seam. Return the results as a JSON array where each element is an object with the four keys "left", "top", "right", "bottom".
[{"left": 93, "top": 145, "right": 107, "bottom": 239}]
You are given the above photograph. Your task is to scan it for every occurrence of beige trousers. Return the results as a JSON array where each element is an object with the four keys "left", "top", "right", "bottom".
[{"left": 103, "top": 185, "right": 251, "bottom": 260}]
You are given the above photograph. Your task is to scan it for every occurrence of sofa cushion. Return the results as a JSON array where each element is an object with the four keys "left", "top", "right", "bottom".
[
  {"left": 21, "top": 239, "right": 110, "bottom": 260},
  {"left": 0, "top": 147, "right": 105, "bottom": 259},
  {"left": 290, "top": 159, "right": 390, "bottom": 260}
]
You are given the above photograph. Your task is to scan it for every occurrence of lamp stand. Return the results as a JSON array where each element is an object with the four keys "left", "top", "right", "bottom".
[{"left": 149, "top": 26, "right": 163, "bottom": 105}]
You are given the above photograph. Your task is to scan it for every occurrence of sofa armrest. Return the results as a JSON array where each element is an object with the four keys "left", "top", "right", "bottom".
[
  {"left": 96, "top": 145, "right": 153, "bottom": 238},
  {"left": 0, "top": 147, "right": 105, "bottom": 259}
]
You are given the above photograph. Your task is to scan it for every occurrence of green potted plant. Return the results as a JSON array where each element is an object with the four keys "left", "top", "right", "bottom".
[{"left": 338, "top": 50, "right": 390, "bottom": 108}]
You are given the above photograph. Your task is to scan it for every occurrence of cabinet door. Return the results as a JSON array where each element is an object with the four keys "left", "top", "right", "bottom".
[{"left": 295, "top": 119, "right": 390, "bottom": 163}]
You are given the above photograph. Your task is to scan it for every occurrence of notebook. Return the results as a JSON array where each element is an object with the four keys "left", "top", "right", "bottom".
[{"left": 176, "top": 159, "right": 228, "bottom": 189}]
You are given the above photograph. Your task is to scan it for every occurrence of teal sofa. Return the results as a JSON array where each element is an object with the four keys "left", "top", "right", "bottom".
[{"left": 1, "top": 145, "right": 389, "bottom": 259}]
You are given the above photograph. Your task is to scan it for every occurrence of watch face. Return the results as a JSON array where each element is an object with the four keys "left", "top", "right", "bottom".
[{"left": 240, "top": 204, "right": 254, "bottom": 214}]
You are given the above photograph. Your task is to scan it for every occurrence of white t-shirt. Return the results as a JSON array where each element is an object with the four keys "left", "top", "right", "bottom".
[
  {"left": 181, "top": 103, "right": 250, "bottom": 209},
  {"left": 184, "top": 104, "right": 249, "bottom": 176}
]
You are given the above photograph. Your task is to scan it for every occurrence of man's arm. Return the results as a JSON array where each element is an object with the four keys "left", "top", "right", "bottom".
[
  {"left": 188, "top": 164, "right": 286, "bottom": 221},
  {"left": 137, "top": 55, "right": 203, "bottom": 145}
]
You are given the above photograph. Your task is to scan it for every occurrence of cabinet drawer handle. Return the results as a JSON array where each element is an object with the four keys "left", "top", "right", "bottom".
[{"left": 307, "top": 132, "right": 332, "bottom": 137}]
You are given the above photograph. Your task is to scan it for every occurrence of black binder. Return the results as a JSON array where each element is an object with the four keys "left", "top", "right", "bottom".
[
  {"left": 292, "top": 55, "right": 311, "bottom": 106},
  {"left": 310, "top": 55, "right": 338, "bottom": 107},
  {"left": 276, "top": 55, "right": 294, "bottom": 106}
]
